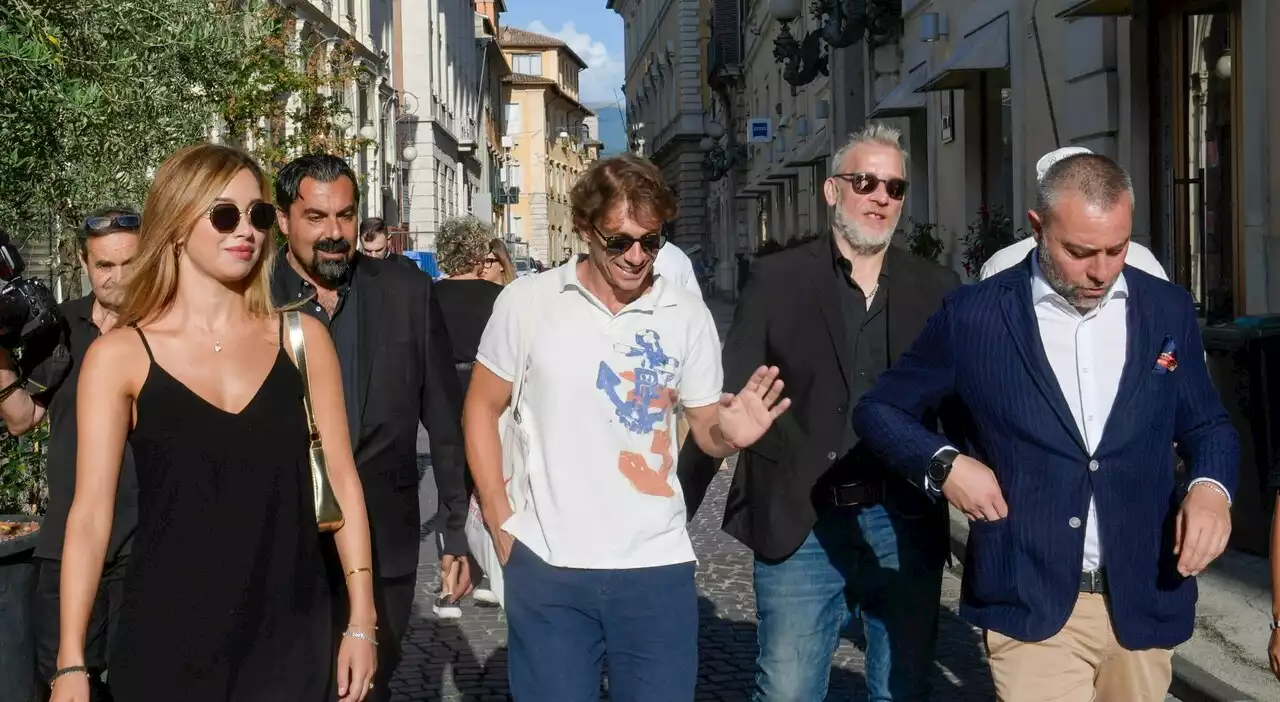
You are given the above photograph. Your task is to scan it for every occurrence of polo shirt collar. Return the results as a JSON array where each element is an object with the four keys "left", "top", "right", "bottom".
[{"left": 556, "top": 257, "right": 678, "bottom": 311}]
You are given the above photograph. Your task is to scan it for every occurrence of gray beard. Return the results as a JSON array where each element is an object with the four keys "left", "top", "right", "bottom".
[
  {"left": 1037, "top": 243, "right": 1111, "bottom": 312},
  {"left": 833, "top": 207, "right": 897, "bottom": 255}
]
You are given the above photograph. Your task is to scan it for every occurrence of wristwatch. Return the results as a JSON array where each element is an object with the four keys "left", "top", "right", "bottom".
[{"left": 927, "top": 448, "right": 960, "bottom": 494}]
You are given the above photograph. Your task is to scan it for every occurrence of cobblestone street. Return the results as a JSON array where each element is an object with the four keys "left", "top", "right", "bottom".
[{"left": 396, "top": 461, "right": 998, "bottom": 701}]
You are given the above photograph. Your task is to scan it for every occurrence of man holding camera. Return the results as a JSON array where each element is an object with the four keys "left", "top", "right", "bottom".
[{"left": 0, "top": 209, "right": 140, "bottom": 700}]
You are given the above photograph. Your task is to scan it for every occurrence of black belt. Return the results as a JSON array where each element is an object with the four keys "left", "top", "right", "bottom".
[
  {"left": 819, "top": 480, "right": 884, "bottom": 508},
  {"left": 1080, "top": 569, "right": 1108, "bottom": 594}
]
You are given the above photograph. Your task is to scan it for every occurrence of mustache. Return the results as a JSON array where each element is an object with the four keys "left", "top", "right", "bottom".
[{"left": 313, "top": 238, "right": 351, "bottom": 253}]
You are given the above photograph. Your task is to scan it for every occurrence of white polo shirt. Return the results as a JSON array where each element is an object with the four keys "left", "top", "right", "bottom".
[{"left": 475, "top": 261, "right": 724, "bottom": 569}]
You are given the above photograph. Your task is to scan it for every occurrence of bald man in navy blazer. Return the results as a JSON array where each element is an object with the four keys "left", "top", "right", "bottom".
[{"left": 852, "top": 153, "right": 1238, "bottom": 701}]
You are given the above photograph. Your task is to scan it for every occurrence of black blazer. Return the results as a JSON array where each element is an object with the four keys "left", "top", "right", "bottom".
[
  {"left": 680, "top": 237, "right": 963, "bottom": 561},
  {"left": 276, "top": 255, "right": 467, "bottom": 578}
]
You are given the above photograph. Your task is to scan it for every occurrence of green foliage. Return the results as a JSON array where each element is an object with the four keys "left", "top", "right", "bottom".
[
  {"left": 0, "top": 421, "right": 48, "bottom": 515},
  {"left": 0, "top": 0, "right": 367, "bottom": 508},
  {"left": 961, "top": 206, "right": 1025, "bottom": 280},
  {"left": 0, "top": 0, "right": 365, "bottom": 293},
  {"left": 903, "top": 218, "right": 944, "bottom": 263}
]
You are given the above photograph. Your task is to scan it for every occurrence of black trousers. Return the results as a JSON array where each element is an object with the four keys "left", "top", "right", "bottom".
[
  {"left": 326, "top": 535, "right": 416, "bottom": 702},
  {"left": 369, "top": 574, "right": 415, "bottom": 702},
  {"left": 34, "top": 555, "right": 129, "bottom": 702}
]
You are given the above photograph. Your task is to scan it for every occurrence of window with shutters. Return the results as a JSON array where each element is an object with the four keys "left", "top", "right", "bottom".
[{"left": 512, "top": 53, "right": 542, "bottom": 75}]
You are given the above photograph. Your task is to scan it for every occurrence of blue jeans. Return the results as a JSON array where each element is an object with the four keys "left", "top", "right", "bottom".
[
  {"left": 753, "top": 503, "right": 943, "bottom": 701},
  {"left": 504, "top": 540, "right": 698, "bottom": 701}
]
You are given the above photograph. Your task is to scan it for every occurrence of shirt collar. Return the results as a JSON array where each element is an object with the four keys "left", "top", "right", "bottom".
[
  {"left": 829, "top": 233, "right": 889, "bottom": 282},
  {"left": 1030, "top": 253, "right": 1128, "bottom": 310},
  {"left": 556, "top": 257, "right": 677, "bottom": 311}
]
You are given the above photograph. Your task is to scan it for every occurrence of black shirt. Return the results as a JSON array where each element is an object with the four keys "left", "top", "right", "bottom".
[
  {"left": 826, "top": 236, "right": 890, "bottom": 485},
  {"left": 271, "top": 249, "right": 361, "bottom": 443},
  {"left": 28, "top": 295, "right": 138, "bottom": 561},
  {"left": 433, "top": 279, "right": 503, "bottom": 365}
]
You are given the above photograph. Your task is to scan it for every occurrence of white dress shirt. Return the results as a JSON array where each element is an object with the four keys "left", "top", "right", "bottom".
[
  {"left": 1028, "top": 257, "right": 1227, "bottom": 572},
  {"left": 653, "top": 242, "right": 703, "bottom": 298},
  {"left": 1030, "top": 257, "right": 1127, "bottom": 571}
]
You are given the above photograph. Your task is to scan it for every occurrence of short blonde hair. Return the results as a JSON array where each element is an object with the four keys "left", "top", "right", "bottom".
[
  {"left": 437, "top": 216, "right": 493, "bottom": 276},
  {"left": 830, "top": 123, "right": 909, "bottom": 173},
  {"left": 118, "top": 143, "right": 275, "bottom": 327}
]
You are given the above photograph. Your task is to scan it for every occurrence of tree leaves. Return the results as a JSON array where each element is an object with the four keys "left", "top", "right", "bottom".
[{"left": 0, "top": 0, "right": 363, "bottom": 294}]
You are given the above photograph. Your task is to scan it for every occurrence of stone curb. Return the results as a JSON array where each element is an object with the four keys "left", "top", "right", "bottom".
[{"left": 946, "top": 510, "right": 1257, "bottom": 702}]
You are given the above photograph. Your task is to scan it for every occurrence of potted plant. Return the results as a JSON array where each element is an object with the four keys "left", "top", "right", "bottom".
[
  {"left": 902, "top": 218, "right": 945, "bottom": 263},
  {"left": 960, "top": 206, "right": 1025, "bottom": 280},
  {"left": 0, "top": 423, "right": 48, "bottom": 702}
]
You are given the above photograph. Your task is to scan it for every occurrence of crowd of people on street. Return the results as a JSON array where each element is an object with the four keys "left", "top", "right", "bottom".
[{"left": 0, "top": 120, "right": 1254, "bottom": 702}]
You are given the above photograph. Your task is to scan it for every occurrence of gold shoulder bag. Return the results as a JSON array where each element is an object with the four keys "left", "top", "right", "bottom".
[{"left": 285, "top": 311, "right": 346, "bottom": 532}]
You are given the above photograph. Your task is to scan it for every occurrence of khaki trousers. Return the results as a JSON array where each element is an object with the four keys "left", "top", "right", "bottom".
[{"left": 984, "top": 593, "right": 1173, "bottom": 702}]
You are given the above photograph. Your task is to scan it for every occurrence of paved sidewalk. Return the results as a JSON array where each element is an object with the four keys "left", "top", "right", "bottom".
[{"left": 398, "top": 463, "right": 998, "bottom": 701}]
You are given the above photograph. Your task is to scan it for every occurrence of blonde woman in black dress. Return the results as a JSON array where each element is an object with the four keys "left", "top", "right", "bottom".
[{"left": 51, "top": 144, "right": 378, "bottom": 702}]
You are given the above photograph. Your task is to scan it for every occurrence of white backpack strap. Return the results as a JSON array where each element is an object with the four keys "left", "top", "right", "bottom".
[{"left": 508, "top": 273, "right": 553, "bottom": 424}]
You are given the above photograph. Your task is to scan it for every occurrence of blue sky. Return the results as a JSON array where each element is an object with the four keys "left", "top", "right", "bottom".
[{"left": 504, "top": 0, "right": 626, "bottom": 108}]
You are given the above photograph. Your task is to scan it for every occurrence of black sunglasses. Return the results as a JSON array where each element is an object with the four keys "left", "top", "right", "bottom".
[
  {"left": 833, "top": 173, "right": 909, "bottom": 200},
  {"left": 592, "top": 224, "right": 664, "bottom": 257},
  {"left": 206, "top": 202, "right": 277, "bottom": 234},
  {"left": 84, "top": 214, "right": 141, "bottom": 232}
]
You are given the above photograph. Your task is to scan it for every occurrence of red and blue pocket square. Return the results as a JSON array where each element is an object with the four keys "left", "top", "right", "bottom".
[{"left": 1153, "top": 336, "right": 1178, "bottom": 374}]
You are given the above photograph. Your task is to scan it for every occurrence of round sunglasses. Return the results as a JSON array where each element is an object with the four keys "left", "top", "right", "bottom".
[
  {"left": 206, "top": 202, "right": 277, "bottom": 233},
  {"left": 832, "top": 173, "right": 910, "bottom": 201}
]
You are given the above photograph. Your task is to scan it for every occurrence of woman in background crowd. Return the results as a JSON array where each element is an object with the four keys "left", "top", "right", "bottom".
[
  {"left": 431, "top": 217, "right": 509, "bottom": 616},
  {"left": 486, "top": 238, "right": 517, "bottom": 285},
  {"left": 52, "top": 143, "right": 377, "bottom": 702}
]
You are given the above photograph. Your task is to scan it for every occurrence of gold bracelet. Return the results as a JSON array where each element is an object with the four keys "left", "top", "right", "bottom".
[
  {"left": 345, "top": 566, "right": 372, "bottom": 579},
  {"left": 50, "top": 666, "right": 90, "bottom": 689}
]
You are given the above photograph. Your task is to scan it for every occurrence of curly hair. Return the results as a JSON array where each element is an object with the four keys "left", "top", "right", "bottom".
[
  {"left": 570, "top": 154, "right": 676, "bottom": 235},
  {"left": 436, "top": 215, "right": 494, "bottom": 276}
]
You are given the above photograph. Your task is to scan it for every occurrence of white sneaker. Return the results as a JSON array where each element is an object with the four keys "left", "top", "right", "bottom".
[
  {"left": 432, "top": 592, "right": 462, "bottom": 619},
  {"left": 472, "top": 578, "right": 499, "bottom": 606}
]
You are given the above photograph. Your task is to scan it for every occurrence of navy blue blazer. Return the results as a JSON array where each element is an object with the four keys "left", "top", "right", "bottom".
[{"left": 850, "top": 256, "right": 1239, "bottom": 649}]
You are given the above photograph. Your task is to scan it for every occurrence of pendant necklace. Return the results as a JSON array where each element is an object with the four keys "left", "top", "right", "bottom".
[{"left": 214, "top": 340, "right": 223, "bottom": 353}]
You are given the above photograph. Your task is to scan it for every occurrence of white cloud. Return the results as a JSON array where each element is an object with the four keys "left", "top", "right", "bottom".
[{"left": 527, "top": 20, "right": 624, "bottom": 107}]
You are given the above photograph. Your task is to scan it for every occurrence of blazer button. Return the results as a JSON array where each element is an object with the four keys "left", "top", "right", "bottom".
[
  {"left": 1069, "top": 517, "right": 1082, "bottom": 528},
  {"left": 827, "top": 451, "right": 838, "bottom": 460},
  {"left": 837, "top": 404, "right": 848, "bottom": 413},
  {"left": 1088, "top": 460, "right": 1099, "bottom": 472}
]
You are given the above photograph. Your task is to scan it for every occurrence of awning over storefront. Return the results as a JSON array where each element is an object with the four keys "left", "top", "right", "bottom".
[
  {"left": 786, "top": 133, "right": 829, "bottom": 168},
  {"left": 869, "top": 62, "right": 930, "bottom": 118},
  {"left": 1055, "top": 0, "right": 1137, "bottom": 19},
  {"left": 916, "top": 14, "right": 1009, "bottom": 93}
]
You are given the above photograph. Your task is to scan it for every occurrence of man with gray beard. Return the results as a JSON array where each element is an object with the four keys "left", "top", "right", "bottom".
[{"left": 680, "top": 124, "right": 964, "bottom": 701}]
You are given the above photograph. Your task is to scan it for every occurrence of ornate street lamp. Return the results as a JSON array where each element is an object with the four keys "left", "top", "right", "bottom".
[{"left": 770, "top": 0, "right": 902, "bottom": 91}]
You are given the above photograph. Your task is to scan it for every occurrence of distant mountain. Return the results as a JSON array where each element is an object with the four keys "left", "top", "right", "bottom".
[{"left": 588, "top": 102, "right": 627, "bottom": 157}]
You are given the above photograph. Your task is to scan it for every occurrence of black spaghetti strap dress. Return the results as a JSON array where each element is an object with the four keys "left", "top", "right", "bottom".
[{"left": 108, "top": 318, "right": 334, "bottom": 701}]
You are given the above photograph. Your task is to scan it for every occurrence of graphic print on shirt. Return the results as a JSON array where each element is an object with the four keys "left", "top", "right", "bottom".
[{"left": 595, "top": 330, "right": 681, "bottom": 497}]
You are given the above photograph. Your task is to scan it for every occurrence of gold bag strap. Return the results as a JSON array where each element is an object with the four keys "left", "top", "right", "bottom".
[{"left": 285, "top": 311, "right": 320, "bottom": 441}]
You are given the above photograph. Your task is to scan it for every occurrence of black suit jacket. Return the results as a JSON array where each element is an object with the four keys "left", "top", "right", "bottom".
[
  {"left": 680, "top": 237, "right": 964, "bottom": 561},
  {"left": 274, "top": 255, "right": 467, "bottom": 578}
]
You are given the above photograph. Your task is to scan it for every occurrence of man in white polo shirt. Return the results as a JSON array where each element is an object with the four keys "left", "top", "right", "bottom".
[
  {"left": 980, "top": 146, "right": 1169, "bottom": 281},
  {"left": 464, "top": 154, "right": 790, "bottom": 701}
]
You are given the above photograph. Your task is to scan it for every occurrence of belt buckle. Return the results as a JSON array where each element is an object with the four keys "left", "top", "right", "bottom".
[
  {"left": 1083, "top": 570, "right": 1103, "bottom": 593},
  {"left": 830, "top": 485, "right": 856, "bottom": 507},
  {"left": 830, "top": 481, "right": 870, "bottom": 508}
]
